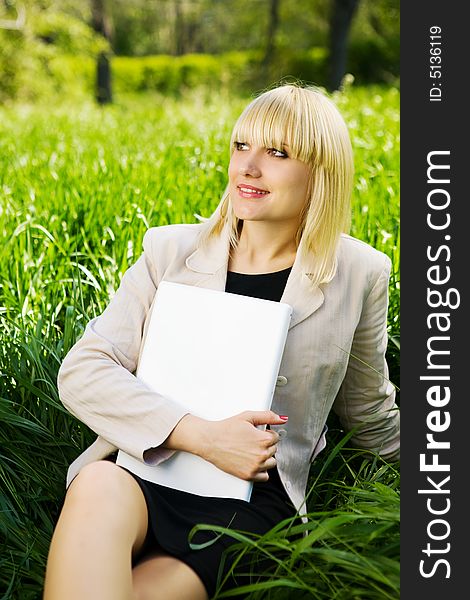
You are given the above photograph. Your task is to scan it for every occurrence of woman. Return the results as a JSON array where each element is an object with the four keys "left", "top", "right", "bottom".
[{"left": 43, "top": 84, "right": 400, "bottom": 600}]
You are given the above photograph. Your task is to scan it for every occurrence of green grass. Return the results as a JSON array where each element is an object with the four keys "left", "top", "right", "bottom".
[
  {"left": 199, "top": 442, "right": 399, "bottom": 599},
  {"left": 0, "top": 85, "right": 400, "bottom": 599}
]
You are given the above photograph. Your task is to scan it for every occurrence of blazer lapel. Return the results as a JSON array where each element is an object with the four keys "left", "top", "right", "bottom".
[
  {"left": 281, "top": 249, "right": 325, "bottom": 330},
  {"left": 185, "top": 223, "right": 325, "bottom": 329},
  {"left": 184, "top": 224, "right": 231, "bottom": 292}
]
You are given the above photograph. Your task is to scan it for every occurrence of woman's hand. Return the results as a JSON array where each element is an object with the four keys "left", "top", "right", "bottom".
[
  {"left": 163, "top": 411, "right": 288, "bottom": 481},
  {"left": 201, "top": 411, "right": 287, "bottom": 481}
]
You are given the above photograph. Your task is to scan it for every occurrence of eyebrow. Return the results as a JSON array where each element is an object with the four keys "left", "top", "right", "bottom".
[{"left": 234, "top": 140, "right": 291, "bottom": 151}]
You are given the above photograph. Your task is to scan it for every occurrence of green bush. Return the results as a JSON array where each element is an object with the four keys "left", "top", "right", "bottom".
[
  {"left": 0, "top": 7, "right": 106, "bottom": 104},
  {"left": 0, "top": 42, "right": 398, "bottom": 103},
  {"left": 0, "top": 28, "right": 56, "bottom": 103},
  {"left": 112, "top": 52, "right": 257, "bottom": 96},
  {"left": 0, "top": 47, "right": 331, "bottom": 103},
  {"left": 47, "top": 55, "right": 95, "bottom": 98},
  {"left": 262, "top": 47, "right": 328, "bottom": 89}
]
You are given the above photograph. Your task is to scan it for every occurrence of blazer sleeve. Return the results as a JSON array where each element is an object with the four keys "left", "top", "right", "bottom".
[
  {"left": 57, "top": 229, "right": 189, "bottom": 464},
  {"left": 332, "top": 256, "right": 400, "bottom": 461}
]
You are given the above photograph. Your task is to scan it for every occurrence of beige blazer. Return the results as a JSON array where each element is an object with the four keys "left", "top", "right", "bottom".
[{"left": 58, "top": 222, "right": 400, "bottom": 516}]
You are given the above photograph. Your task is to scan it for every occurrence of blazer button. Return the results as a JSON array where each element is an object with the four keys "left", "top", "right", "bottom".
[{"left": 276, "top": 375, "right": 288, "bottom": 386}]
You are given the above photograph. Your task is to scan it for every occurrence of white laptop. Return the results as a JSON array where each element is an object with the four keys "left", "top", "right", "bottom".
[{"left": 116, "top": 280, "right": 292, "bottom": 501}]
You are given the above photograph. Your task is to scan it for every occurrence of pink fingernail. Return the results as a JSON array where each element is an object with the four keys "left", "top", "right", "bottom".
[{"left": 280, "top": 415, "right": 288, "bottom": 420}]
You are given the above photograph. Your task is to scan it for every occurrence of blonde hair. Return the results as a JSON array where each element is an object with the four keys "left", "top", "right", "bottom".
[{"left": 199, "top": 83, "right": 354, "bottom": 285}]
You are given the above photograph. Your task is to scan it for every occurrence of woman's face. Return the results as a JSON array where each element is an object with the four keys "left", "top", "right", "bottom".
[{"left": 228, "top": 140, "right": 311, "bottom": 226}]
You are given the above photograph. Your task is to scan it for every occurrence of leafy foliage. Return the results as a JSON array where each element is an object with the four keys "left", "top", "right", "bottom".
[{"left": 0, "top": 0, "right": 107, "bottom": 103}]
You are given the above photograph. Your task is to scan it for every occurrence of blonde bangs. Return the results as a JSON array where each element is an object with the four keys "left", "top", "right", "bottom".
[{"left": 230, "top": 87, "right": 316, "bottom": 164}]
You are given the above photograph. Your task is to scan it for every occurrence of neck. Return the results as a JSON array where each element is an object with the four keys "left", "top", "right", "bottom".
[{"left": 229, "top": 220, "right": 298, "bottom": 273}]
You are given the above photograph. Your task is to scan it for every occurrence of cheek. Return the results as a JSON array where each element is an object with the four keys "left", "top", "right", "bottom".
[
  {"left": 287, "top": 173, "right": 308, "bottom": 197},
  {"left": 291, "top": 168, "right": 310, "bottom": 200}
]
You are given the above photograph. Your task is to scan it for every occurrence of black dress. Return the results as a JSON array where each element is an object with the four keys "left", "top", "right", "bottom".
[{"left": 125, "top": 267, "right": 297, "bottom": 597}]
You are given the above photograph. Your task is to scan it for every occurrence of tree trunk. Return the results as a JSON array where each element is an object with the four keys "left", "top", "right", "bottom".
[
  {"left": 262, "top": 0, "right": 280, "bottom": 69},
  {"left": 328, "top": 0, "right": 360, "bottom": 91},
  {"left": 174, "top": 0, "right": 185, "bottom": 55},
  {"left": 91, "top": 0, "right": 112, "bottom": 104}
]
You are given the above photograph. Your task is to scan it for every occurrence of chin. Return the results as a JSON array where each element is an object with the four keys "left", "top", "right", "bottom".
[
  {"left": 231, "top": 201, "right": 265, "bottom": 221},
  {"left": 233, "top": 208, "right": 264, "bottom": 222}
]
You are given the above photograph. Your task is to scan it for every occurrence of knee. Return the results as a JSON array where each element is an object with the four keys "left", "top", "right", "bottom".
[
  {"left": 57, "top": 461, "right": 148, "bottom": 551},
  {"left": 66, "top": 460, "right": 128, "bottom": 504}
]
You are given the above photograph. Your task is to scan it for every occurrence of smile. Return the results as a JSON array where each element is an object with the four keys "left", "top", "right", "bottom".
[{"left": 237, "top": 185, "right": 270, "bottom": 198}]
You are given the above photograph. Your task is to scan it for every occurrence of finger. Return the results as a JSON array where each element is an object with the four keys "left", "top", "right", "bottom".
[
  {"left": 252, "top": 470, "right": 270, "bottom": 483},
  {"left": 246, "top": 411, "right": 288, "bottom": 427},
  {"left": 264, "top": 443, "right": 278, "bottom": 457},
  {"left": 265, "top": 430, "right": 280, "bottom": 445},
  {"left": 260, "top": 456, "right": 277, "bottom": 471}
]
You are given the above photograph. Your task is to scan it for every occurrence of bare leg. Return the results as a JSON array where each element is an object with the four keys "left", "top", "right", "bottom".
[
  {"left": 132, "top": 552, "right": 209, "bottom": 600},
  {"left": 43, "top": 460, "right": 149, "bottom": 600}
]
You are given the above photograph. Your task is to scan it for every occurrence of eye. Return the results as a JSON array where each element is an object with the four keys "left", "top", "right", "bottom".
[
  {"left": 268, "top": 147, "right": 288, "bottom": 158},
  {"left": 234, "top": 141, "right": 250, "bottom": 151}
]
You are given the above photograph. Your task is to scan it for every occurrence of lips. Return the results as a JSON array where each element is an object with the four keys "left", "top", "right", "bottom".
[{"left": 237, "top": 184, "right": 270, "bottom": 199}]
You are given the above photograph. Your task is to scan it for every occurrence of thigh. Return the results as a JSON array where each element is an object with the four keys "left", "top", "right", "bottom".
[
  {"left": 65, "top": 460, "right": 149, "bottom": 557},
  {"left": 44, "top": 461, "right": 151, "bottom": 600},
  {"left": 132, "top": 551, "right": 208, "bottom": 600}
]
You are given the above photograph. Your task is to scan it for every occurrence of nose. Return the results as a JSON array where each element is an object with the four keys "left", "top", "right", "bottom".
[{"left": 238, "top": 154, "right": 261, "bottom": 178}]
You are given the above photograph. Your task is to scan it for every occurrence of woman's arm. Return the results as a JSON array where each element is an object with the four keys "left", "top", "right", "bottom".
[
  {"left": 162, "top": 411, "right": 288, "bottom": 481},
  {"left": 332, "top": 257, "right": 400, "bottom": 461},
  {"left": 58, "top": 230, "right": 189, "bottom": 464}
]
